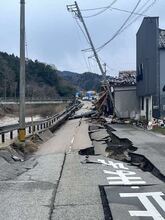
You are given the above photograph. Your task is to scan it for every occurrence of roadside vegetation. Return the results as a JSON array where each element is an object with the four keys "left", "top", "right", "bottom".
[
  {"left": 0, "top": 52, "right": 76, "bottom": 100},
  {"left": 152, "top": 127, "right": 165, "bottom": 135}
]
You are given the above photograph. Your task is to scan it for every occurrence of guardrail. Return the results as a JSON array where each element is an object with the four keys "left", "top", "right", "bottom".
[
  {"left": 0, "top": 98, "right": 73, "bottom": 102},
  {"left": 0, "top": 102, "right": 80, "bottom": 144}
]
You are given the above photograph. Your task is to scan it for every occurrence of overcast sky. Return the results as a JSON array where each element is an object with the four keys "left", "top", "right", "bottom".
[{"left": 0, "top": 0, "right": 165, "bottom": 76}]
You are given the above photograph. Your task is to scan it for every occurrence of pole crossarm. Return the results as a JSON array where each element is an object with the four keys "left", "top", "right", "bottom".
[{"left": 67, "top": 1, "right": 115, "bottom": 111}]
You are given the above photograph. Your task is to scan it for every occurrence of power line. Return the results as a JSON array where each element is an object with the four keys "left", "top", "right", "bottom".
[
  {"left": 96, "top": 0, "right": 142, "bottom": 51},
  {"left": 108, "top": 6, "right": 147, "bottom": 16},
  {"left": 82, "top": 0, "right": 118, "bottom": 18},
  {"left": 96, "top": 0, "right": 156, "bottom": 52},
  {"left": 74, "top": 17, "right": 90, "bottom": 45},
  {"left": 115, "top": 0, "right": 157, "bottom": 39},
  {"left": 72, "top": 14, "right": 91, "bottom": 72},
  {"left": 83, "top": 0, "right": 156, "bottom": 54},
  {"left": 82, "top": 5, "right": 147, "bottom": 18}
]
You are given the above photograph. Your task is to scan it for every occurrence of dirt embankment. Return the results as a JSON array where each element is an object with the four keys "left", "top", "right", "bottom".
[{"left": 0, "top": 103, "right": 67, "bottom": 119}]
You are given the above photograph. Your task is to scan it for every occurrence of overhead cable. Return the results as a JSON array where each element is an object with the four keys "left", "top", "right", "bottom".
[
  {"left": 72, "top": 14, "right": 91, "bottom": 71},
  {"left": 96, "top": 0, "right": 142, "bottom": 51},
  {"left": 74, "top": 16, "right": 90, "bottom": 45},
  {"left": 83, "top": 0, "right": 118, "bottom": 18},
  {"left": 96, "top": 0, "right": 157, "bottom": 52},
  {"left": 115, "top": 0, "right": 157, "bottom": 40}
]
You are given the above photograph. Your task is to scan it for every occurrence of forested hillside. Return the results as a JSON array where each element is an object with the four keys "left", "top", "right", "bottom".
[
  {"left": 0, "top": 51, "right": 103, "bottom": 100},
  {"left": 0, "top": 52, "right": 75, "bottom": 99},
  {"left": 57, "top": 71, "right": 102, "bottom": 91}
]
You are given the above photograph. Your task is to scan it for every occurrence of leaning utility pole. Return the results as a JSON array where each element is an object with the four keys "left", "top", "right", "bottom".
[
  {"left": 67, "top": 1, "right": 115, "bottom": 109},
  {"left": 18, "top": 0, "right": 26, "bottom": 142},
  {"left": 67, "top": 1, "right": 105, "bottom": 80}
]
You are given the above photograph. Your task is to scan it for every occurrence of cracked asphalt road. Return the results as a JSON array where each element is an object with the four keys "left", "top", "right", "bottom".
[
  {"left": 0, "top": 101, "right": 101, "bottom": 220},
  {"left": 0, "top": 101, "right": 164, "bottom": 220}
]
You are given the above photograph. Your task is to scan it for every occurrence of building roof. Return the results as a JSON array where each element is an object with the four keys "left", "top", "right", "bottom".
[{"left": 159, "top": 29, "right": 165, "bottom": 49}]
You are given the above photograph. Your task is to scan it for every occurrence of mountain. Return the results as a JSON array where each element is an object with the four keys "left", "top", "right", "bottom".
[
  {"left": 0, "top": 52, "right": 76, "bottom": 99},
  {"left": 57, "top": 71, "right": 102, "bottom": 92}
]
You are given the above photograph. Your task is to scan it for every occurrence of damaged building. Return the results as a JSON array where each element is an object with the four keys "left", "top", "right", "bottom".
[
  {"left": 96, "top": 17, "right": 165, "bottom": 121},
  {"left": 111, "top": 71, "right": 139, "bottom": 119},
  {"left": 136, "top": 17, "right": 165, "bottom": 120}
]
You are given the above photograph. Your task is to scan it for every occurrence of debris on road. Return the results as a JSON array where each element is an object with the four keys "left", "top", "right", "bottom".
[{"left": 69, "top": 110, "right": 98, "bottom": 120}]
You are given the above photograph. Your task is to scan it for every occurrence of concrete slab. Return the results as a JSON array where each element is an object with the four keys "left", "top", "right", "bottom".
[
  {"left": 0, "top": 181, "right": 55, "bottom": 220},
  {"left": 88, "top": 124, "right": 104, "bottom": 131},
  {"left": 109, "top": 124, "right": 165, "bottom": 177},
  {"left": 90, "top": 129, "right": 110, "bottom": 141},
  {"left": 84, "top": 156, "right": 163, "bottom": 186},
  {"left": 18, "top": 153, "right": 65, "bottom": 184},
  {"left": 92, "top": 140, "right": 108, "bottom": 156},
  {"left": 0, "top": 152, "right": 65, "bottom": 220},
  {"left": 52, "top": 152, "right": 105, "bottom": 220},
  {"left": 72, "top": 119, "right": 92, "bottom": 151},
  {"left": 55, "top": 185, "right": 102, "bottom": 206},
  {"left": 38, "top": 129, "right": 53, "bottom": 142},
  {"left": 52, "top": 204, "right": 104, "bottom": 220}
]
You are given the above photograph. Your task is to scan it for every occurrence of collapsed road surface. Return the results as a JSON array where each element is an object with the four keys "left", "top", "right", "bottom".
[{"left": 0, "top": 101, "right": 164, "bottom": 220}]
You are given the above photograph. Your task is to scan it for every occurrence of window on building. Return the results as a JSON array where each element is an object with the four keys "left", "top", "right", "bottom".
[
  {"left": 141, "top": 96, "right": 144, "bottom": 110},
  {"left": 136, "top": 64, "right": 143, "bottom": 82},
  {"left": 163, "top": 85, "right": 165, "bottom": 92}
]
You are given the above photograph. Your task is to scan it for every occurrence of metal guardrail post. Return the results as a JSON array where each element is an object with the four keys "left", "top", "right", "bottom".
[
  {"left": 0, "top": 103, "right": 78, "bottom": 144},
  {"left": 2, "top": 133, "right": 5, "bottom": 143}
]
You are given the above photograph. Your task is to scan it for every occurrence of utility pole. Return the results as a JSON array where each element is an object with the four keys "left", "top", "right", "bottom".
[
  {"left": 67, "top": 2, "right": 105, "bottom": 80},
  {"left": 18, "top": 0, "right": 26, "bottom": 142},
  {"left": 67, "top": 1, "right": 115, "bottom": 110}
]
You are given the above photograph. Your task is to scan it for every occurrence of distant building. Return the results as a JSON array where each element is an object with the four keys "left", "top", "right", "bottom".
[
  {"left": 114, "top": 85, "right": 139, "bottom": 119},
  {"left": 136, "top": 17, "right": 165, "bottom": 120},
  {"left": 109, "top": 71, "right": 138, "bottom": 119},
  {"left": 109, "top": 70, "right": 136, "bottom": 85}
]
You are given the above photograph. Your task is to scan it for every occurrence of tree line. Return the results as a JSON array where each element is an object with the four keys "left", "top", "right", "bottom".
[{"left": 0, "top": 52, "right": 76, "bottom": 100}]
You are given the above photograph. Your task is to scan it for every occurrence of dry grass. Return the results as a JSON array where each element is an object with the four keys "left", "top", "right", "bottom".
[{"left": 152, "top": 127, "right": 165, "bottom": 135}]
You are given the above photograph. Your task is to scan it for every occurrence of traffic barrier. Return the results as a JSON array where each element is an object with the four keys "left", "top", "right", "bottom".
[{"left": 0, "top": 102, "right": 81, "bottom": 144}]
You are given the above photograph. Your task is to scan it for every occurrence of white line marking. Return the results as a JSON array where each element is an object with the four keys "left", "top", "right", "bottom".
[
  {"left": 0, "top": 181, "right": 36, "bottom": 183},
  {"left": 131, "top": 186, "right": 140, "bottom": 189},
  {"left": 71, "top": 137, "right": 74, "bottom": 144},
  {"left": 98, "top": 159, "right": 128, "bottom": 170},
  {"left": 104, "top": 170, "right": 146, "bottom": 185},
  {"left": 120, "top": 192, "right": 165, "bottom": 220}
]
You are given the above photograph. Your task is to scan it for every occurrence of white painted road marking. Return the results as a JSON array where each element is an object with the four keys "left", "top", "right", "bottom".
[
  {"left": 98, "top": 159, "right": 128, "bottom": 170},
  {"left": 120, "top": 192, "right": 165, "bottom": 220},
  {"left": 131, "top": 186, "right": 140, "bottom": 189},
  {"left": 71, "top": 137, "right": 74, "bottom": 144},
  {"left": 104, "top": 170, "right": 146, "bottom": 185}
]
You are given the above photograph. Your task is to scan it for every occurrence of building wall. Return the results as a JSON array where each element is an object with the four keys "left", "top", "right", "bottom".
[
  {"left": 160, "top": 49, "right": 165, "bottom": 118},
  {"left": 136, "top": 17, "right": 160, "bottom": 118},
  {"left": 140, "top": 96, "right": 152, "bottom": 121},
  {"left": 114, "top": 86, "right": 139, "bottom": 119}
]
